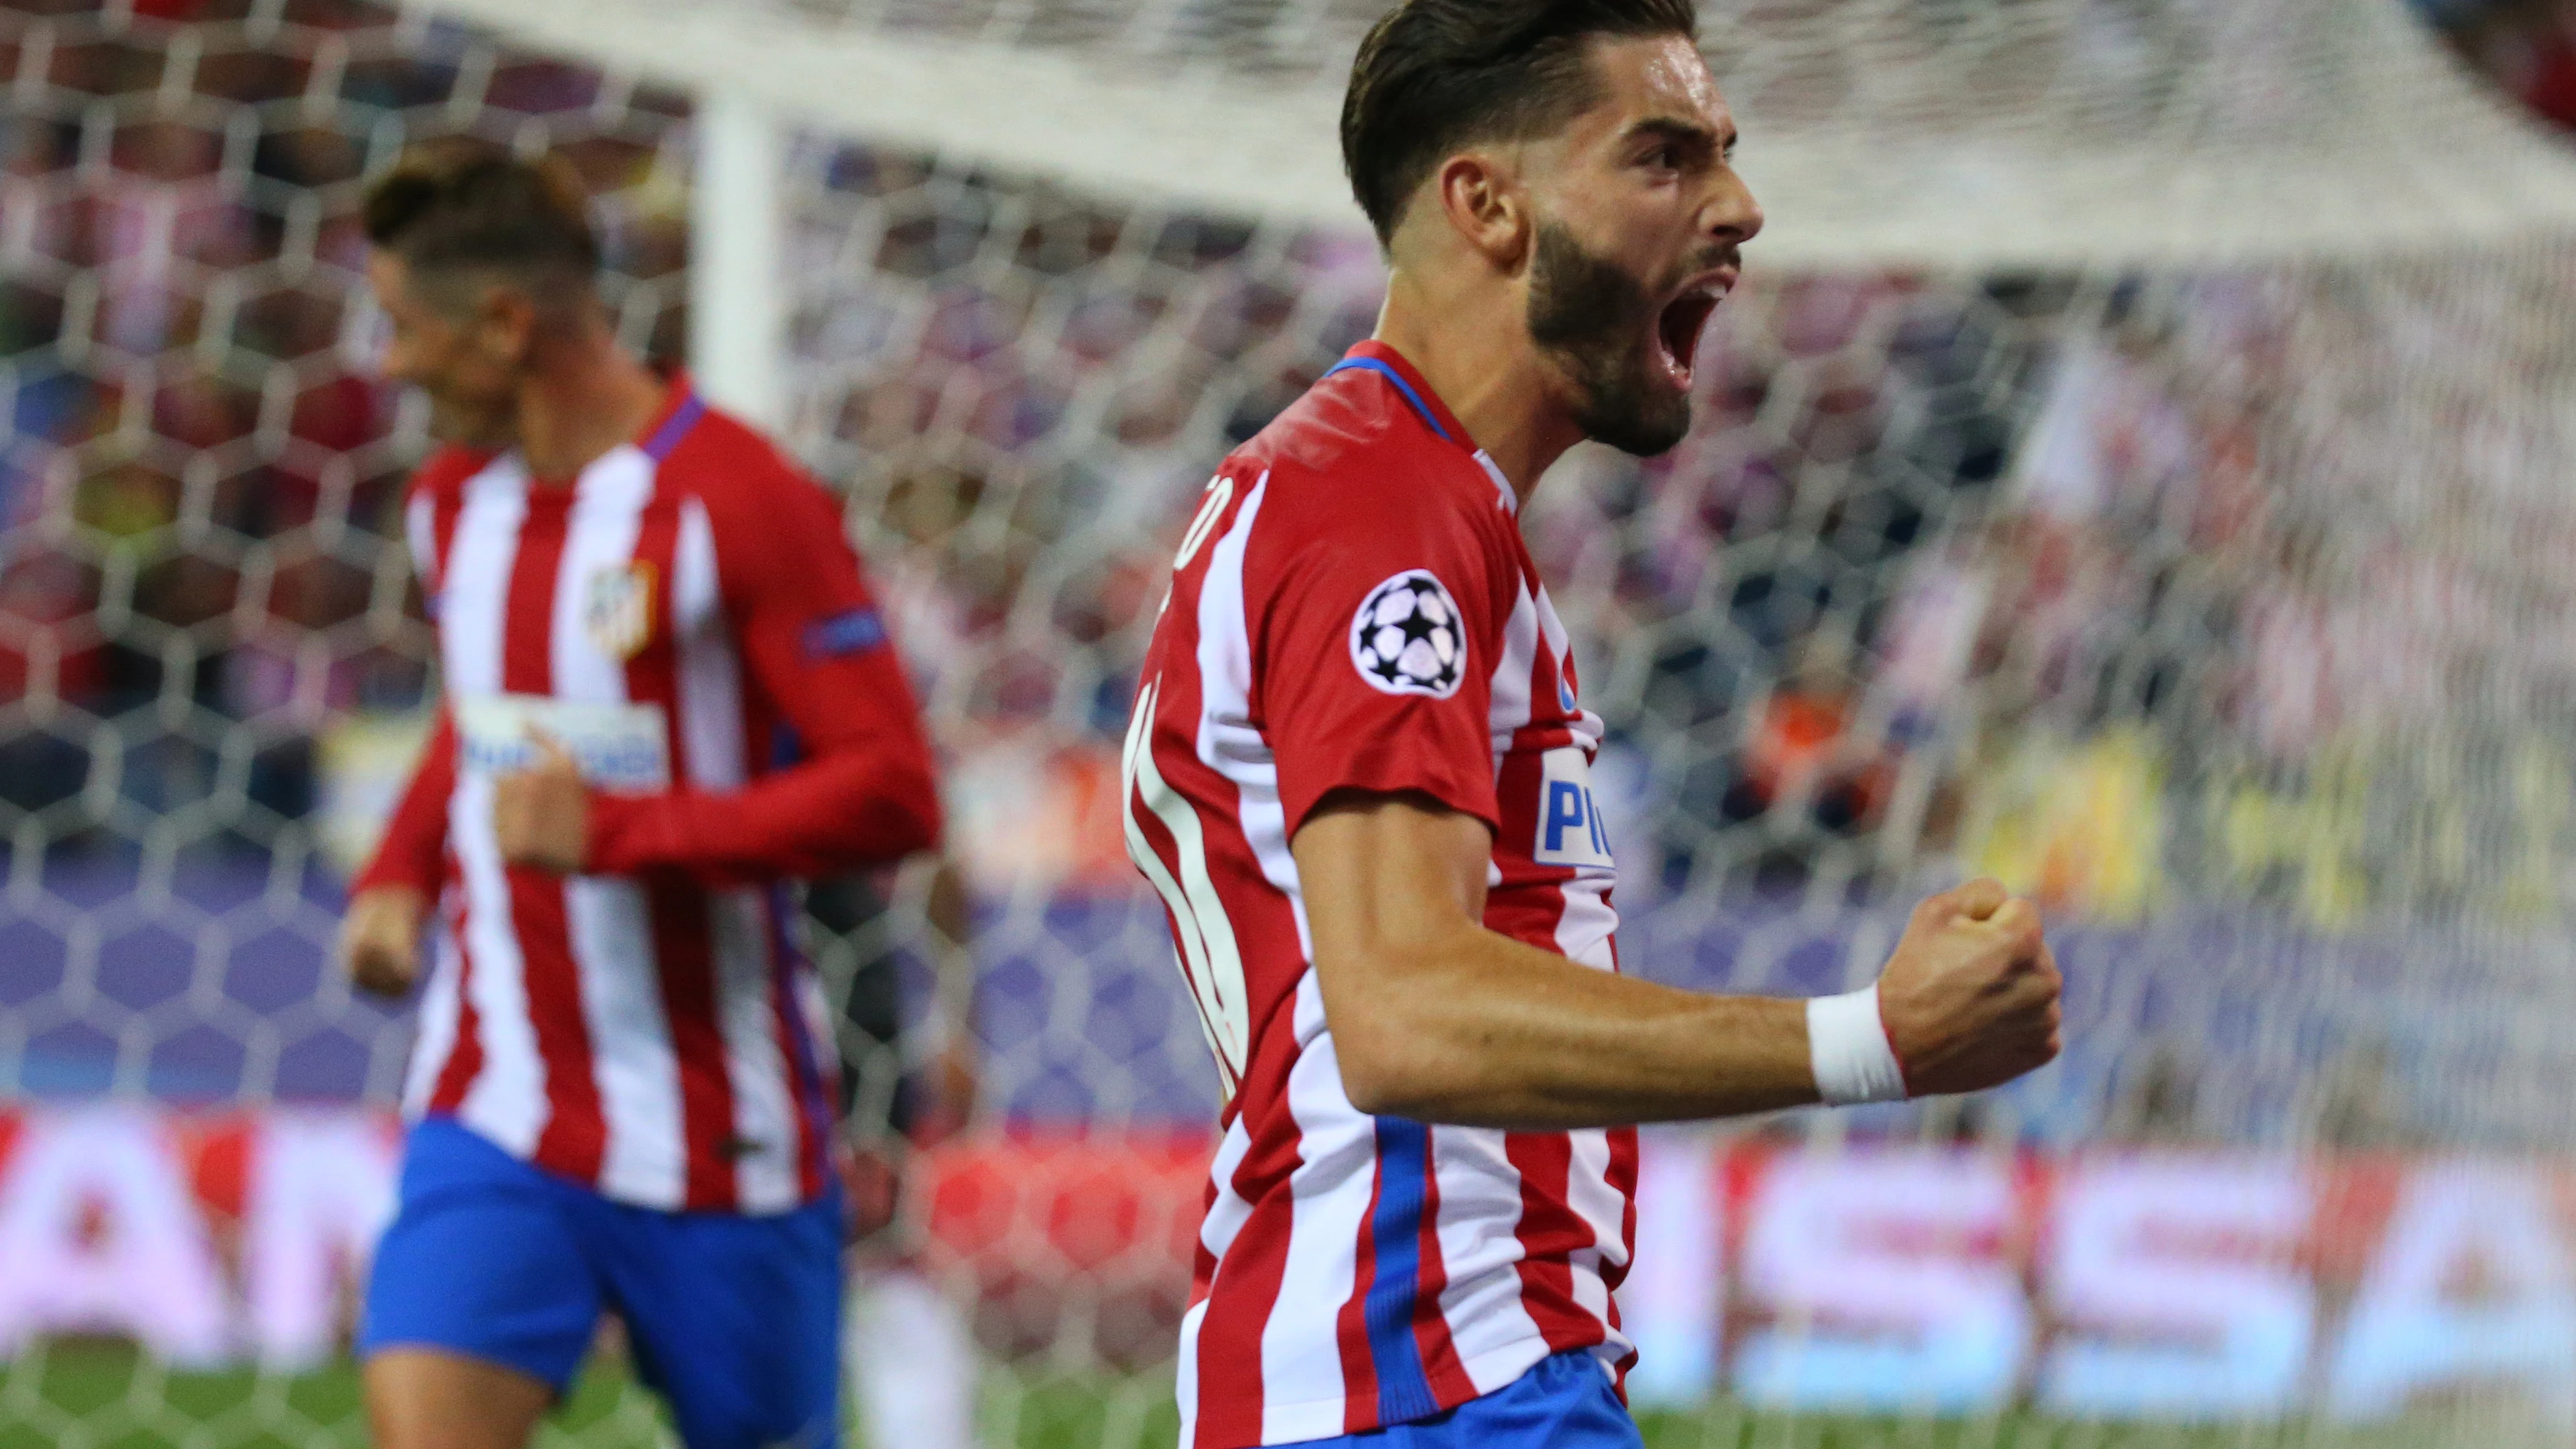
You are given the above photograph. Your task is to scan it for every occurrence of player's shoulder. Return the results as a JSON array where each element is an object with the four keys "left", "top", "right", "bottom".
[
  {"left": 661, "top": 399, "right": 809, "bottom": 493},
  {"left": 1230, "top": 367, "right": 1512, "bottom": 549},
  {"left": 658, "top": 397, "right": 842, "bottom": 526}
]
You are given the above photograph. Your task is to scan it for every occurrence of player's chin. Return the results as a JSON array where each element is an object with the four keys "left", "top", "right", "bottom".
[
  {"left": 1577, "top": 364, "right": 1695, "bottom": 458},
  {"left": 429, "top": 398, "right": 511, "bottom": 449},
  {"left": 425, "top": 397, "right": 476, "bottom": 443}
]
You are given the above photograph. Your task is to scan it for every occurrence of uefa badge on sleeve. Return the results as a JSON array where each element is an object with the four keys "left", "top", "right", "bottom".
[
  {"left": 584, "top": 560, "right": 657, "bottom": 661},
  {"left": 1351, "top": 569, "right": 1466, "bottom": 698}
]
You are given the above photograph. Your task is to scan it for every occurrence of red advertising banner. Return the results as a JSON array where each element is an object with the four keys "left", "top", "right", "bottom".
[{"left": 2, "top": 1110, "right": 2570, "bottom": 1424}]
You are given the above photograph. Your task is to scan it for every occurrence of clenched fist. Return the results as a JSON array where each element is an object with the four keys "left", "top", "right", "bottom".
[
  {"left": 1875, "top": 878, "right": 2062, "bottom": 1097},
  {"left": 493, "top": 732, "right": 591, "bottom": 874},
  {"left": 341, "top": 885, "right": 428, "bottom": 997}
]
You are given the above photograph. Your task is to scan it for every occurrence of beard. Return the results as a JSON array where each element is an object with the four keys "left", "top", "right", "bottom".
[{"left": 1525, "top": 221, "right": 1698, "bottom": 458}]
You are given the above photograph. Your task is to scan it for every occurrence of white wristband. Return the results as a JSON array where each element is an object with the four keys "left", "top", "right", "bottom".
[{"left": 1807, "top": 985, "right": 1908, "bottom": 1106}]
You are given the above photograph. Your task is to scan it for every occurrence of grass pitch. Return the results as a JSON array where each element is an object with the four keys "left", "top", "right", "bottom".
[{"left": 0, "top": 1343, "right": 2497, "bottom": 1449}]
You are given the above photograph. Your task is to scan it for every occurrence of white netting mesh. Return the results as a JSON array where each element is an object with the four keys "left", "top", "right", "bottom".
[
  {"left": 12, "top": 1, "right": 2576, "bottom": 1446},
  {"left": 414, "top": 0, "right": 2576, "bottom": 264}
]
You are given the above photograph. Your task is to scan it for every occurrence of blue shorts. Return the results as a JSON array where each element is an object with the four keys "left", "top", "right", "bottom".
[
  {"left": 1310, "top": 1351, "right": 1643, "bottom": 1448},
  {"left": 360, "top": 1117, "right": 846, "bottom": 1449}
]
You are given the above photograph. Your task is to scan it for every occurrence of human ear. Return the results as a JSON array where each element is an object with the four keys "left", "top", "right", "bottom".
[
  {"left": 1433, "top": 152, "right": 1530, "bottom": 271},
  {"left": 474, "top": 284, "right": 538, "bottom": 366}
]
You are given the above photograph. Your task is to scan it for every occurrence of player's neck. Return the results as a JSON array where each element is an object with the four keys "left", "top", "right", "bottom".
[
  {"left": 1371, "top": 275, "right": 1584, "bottom": 506},
  {"left": 513, "top": 332, "right": 670, "bottom": 486}
]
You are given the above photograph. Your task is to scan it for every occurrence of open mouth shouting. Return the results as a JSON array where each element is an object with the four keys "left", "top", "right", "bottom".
[{"left": 1653, "top": 261, "right": 1738, "bottom": 392}]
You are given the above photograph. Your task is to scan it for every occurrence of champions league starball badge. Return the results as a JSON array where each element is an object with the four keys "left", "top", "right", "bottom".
[{"left": 1350, "top": 569, "right": 1467, "bottom": 698}]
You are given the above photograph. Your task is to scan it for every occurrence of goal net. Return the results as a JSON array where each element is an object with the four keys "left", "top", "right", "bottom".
[{"left": 8, "top": 0, "right": 2576, "bottom": 1445}]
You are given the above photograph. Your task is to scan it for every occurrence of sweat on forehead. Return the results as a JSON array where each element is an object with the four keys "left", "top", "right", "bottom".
[{"left": 1339, "top": 0, "right": 1704, "bottom": 246}]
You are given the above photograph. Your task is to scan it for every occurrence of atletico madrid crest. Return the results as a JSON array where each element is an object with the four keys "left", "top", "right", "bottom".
[{"left": 584, "top": 561, "right": 657, "bottom": 661}]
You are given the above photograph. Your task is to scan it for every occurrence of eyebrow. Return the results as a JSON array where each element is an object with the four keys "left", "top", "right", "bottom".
[{"left": 1625, "top": 115, "right": 1734, "bottom": 163}]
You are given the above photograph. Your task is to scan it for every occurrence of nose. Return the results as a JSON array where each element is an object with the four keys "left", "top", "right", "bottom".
[{"left": 1707, "top": 168, "right": 1764, "bottom": 248}]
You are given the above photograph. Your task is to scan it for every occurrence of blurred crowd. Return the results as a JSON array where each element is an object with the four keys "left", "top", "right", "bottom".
[
  {"left": 7, "top": 0, "right": 2576, "bottom": 938},
  {"left": 0, "top": 5, "right": 676, "bottom": 848}
]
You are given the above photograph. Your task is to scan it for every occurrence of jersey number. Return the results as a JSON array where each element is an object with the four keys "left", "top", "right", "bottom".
[
  {"left": 1172, "top": 475, "right": 1235, "bottom": 572},
  {"left": 1120, "top": 675, "right": 1251, "bottom": 1099}
]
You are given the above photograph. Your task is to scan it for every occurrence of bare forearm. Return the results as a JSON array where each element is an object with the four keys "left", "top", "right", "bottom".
[
  {"left": 1296, "top": 798, "right": 2059, "bottom": 1130},
  {"left": 1326, "top": 927, "right": 1818, "bottom": 1129}
]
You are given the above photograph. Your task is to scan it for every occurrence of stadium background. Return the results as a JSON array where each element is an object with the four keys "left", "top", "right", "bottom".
[{"left": 12, "top": 0, "right": 2576, "bottom": 1444}]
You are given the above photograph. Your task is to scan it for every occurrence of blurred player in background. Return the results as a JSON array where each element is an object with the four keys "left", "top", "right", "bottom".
[
  {"left": 336, "top": 137, "right": 943, "bottom": 1449},
  {"left": 1121, "top": 3, "right": 2063, "bottom": 1446}
]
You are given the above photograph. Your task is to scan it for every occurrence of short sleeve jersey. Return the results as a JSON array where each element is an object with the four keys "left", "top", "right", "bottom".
[{"left": 1122, "top": 342, "right": 1636, "bottom": 1449}]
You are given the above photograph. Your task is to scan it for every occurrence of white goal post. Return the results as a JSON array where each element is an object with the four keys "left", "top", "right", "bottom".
[{"left": 688, "top": 87, "right": 789, "bottom": 429}]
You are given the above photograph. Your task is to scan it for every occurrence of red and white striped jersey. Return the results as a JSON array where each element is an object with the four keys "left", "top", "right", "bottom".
[
  {"left": 354, "top": 382, "right": 941, "bottom": 1214},
  {"left": 1123, "top": 343, "right": 1637, "bottom": 1448}
]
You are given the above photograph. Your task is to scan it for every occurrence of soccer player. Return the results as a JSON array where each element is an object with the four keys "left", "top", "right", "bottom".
[
  {"left": 335, "top": 138, "right": 942, "bottom": 1449},
  {"left": 1119, "top": 4, "right": 2064, "bottom": 1447}
]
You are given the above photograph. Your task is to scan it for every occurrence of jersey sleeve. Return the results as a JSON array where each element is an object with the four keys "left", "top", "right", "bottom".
[
  {"left": 351, "top": 707, "right": 455, "bottom": 896},
  {"left": 1258, "top": 479, "right": 1509, "bottom": 841},
  {"left": 351, "top": 457, "right": 476, "bottom": 899},
  {"left": 584, "top": 453, "right": 943, "bottom": 883}
]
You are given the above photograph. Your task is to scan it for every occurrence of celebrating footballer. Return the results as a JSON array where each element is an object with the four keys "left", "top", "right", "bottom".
[{"left": 1118, "top": 3, "right": 2065, "bottom": 1447}]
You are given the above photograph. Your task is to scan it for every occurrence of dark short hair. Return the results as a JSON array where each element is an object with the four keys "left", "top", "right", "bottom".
[
  {"left": 1341, "top": 0, "right": 1701, "bottom": 246},
  {"left": 361, "top": 136, "right": 599, "bottom": 304}
]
